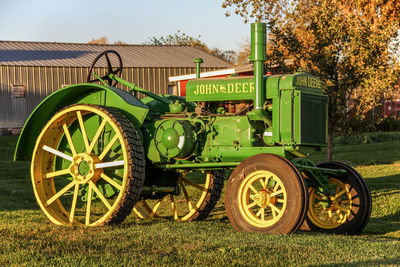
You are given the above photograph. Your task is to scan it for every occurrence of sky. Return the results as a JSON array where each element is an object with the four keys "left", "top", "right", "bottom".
[{"left": 0, "top": 0, "right": 251, "bottom": 52}]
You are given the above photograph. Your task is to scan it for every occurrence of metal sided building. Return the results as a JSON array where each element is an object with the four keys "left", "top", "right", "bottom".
[{"left": 0, "top": 41, "right": 232, "bottom": 130}]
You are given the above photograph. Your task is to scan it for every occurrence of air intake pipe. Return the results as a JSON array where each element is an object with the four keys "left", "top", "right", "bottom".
[{"left": 247, "top": 23, "right": 272, "bottom": 126}]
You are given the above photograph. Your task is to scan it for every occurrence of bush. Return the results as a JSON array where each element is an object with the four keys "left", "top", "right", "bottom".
[{"left": 334, "top": 132, "right": 400, "bottom": 146}]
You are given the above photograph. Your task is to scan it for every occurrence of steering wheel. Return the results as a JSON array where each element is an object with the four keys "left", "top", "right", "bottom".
[{"left": 87, "top": 50, "right": 123, "bottom": 87}]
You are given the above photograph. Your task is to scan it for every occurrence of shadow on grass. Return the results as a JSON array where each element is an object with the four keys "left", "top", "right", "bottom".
[
  {"left": 313, "top": 256, "right": 400, "bottom": 266},
  {"left": 362, "top": 173, "right": 400, "bottom": 235},
  {"left": 365, "top": 209, "right": 400, "bottom": 235}
]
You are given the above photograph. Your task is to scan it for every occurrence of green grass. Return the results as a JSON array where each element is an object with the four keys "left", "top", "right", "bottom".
[
  {"left": 309, "top": 141, "right": 400, "bottom": 166},
  {"left": 1, "top": 136, "right": 400, "bottom": 266}
]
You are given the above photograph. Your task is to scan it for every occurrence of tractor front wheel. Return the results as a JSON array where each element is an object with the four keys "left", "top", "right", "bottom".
[
  {"left": 301, "top": 162, "right": 371, "bottom": 234},
  {"left": 225, "top": 153, "right": 308, "bottom": 234}
]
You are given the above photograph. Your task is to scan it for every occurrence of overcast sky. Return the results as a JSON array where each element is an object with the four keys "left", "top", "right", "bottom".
[{"left": 0, "top": 0, "right": 251, "bottom": 51}]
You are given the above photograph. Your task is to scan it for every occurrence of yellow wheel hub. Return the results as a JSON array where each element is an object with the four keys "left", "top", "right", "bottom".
[
  {"left": 238, "top": 170, "right": 287, "bottom": 228},
  {"left": 307, "top": 178, "right": 352, "bottom": 229},
  {"left": 69, "top": 153, "right": 101, "bottom": 183}
]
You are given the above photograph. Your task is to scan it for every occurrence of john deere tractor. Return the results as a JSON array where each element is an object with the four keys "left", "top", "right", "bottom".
[{"left": 15, "top": 23, "right": 371, "bottom": 234}]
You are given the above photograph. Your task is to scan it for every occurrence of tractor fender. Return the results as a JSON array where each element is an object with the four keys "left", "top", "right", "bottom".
[{"left": 14, "top": 83, "right": 149, "bottom": 161}]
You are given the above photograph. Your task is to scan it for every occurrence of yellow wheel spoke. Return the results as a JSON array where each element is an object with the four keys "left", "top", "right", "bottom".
[
  {"left": 170, "top": 195, "right": 178, "bottom": 220},
  {"left": 62, "top": 123, "right": 77, "bottom": 156},
  {"left": 259, "top": 178, "right": 265, "bottom": 188},
  {"left": 178, "top": 178, "right": 193, "bottom": 211},
  {"left": 149, "top": 197, "right": 164, "bottom": 219},
  {"left": 181, "top": 176, "right": 207, "bottom": 192},
  {"left": 99, "top": 134, "right": 119, "bottom": 160},
  {"left": 44, "top": 169, "right": 70, "bottom": 179},
  {"left": 89, "top": 181, "right": 112, "bottom": 210},
  {"left": 85, "top": 183, "right": 93, "bottom": 225},
  {"left": 100, "top": 173, "right": 122, "bottom": 191},
  {"left": 45, "top": 181, "right": 76, "bottom": 207},
  {"left": 273, "top": 182, "right": 279, "bottom": 192},
  {"left": 277, "top": 198, "right": 285, "bottom": 203},
  {"left": 246, "top": 201, "right": 258, "bottom": 209},
  {"left": 256, "top": 207, "right": 264, "bottom": 217},
  {"left": 311, "top": 192, "right": 323, "bottom": 200},
  {"left": 328, "top": 210, "right": 333, "bottom": 219},
  {"left": 249, "top": 184, "right": 259, "bottom": 194},
  {"left": 269, "top": 203, "right": 281, "bottom": 217},
  {"left": 335, "top": 205, "right": 350, "bottom": 213},
  {"left": 264, "top": 176, "right": 272, "bottom": 189},
  {"left": 333, "top": 189, "right": 346, "bottom": 200},
  {"left": 261, "top": 208, "right": 265, "bottom": 221},
  {"left": 270, "top": 205, "right": 277, "bottom": 218},
  {"left": 270, "top": 189, "right": 283, "bottom": 197},
  {"left": 88, "top": 118, "right": 107, "bottom": 154},
  {"left": 77, "top": 111, "right": 90, "bottom": 152},
  {"left": 69, "top": 183, "right": 80, "bottom": 223}
]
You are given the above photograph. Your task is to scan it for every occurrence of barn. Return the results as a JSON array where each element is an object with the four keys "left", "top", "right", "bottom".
[{"left": 0, "top": 41, "right": 232, "bottom": 132}]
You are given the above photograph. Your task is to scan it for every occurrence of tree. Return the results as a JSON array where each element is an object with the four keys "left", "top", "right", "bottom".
[
  {"left": 210, "top": 48, "right": 238, "bottom": 64},
  {"left": 114, "top": 41, "right": 127, "bottom": 45},
  {"left": 223, "top": 0, "right": 400, "bottom": 160},
  {"left": 145, "top": 31, "right": 206, "bottom": 48},
  {"left": 88, "top": 36, "right": 109, "bottom": 44},
  {"left": 145, "top": 31, "right": 238, "bottom": 64}
]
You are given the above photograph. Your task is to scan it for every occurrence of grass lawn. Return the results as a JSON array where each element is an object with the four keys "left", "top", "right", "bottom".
[{"left": 1, "top": 135, "right": 400, "bottom": 266}]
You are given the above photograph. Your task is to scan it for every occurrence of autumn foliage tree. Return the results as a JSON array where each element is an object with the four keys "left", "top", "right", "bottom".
[
  {"left": 145, "top": 31, "right": 238, "bottom": 64},
  {"left": 223, "top": 0, "right": 400, "bottom": 160}
]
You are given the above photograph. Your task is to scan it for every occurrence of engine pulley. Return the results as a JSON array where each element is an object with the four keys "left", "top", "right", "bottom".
[{"left": 155, "top": 119, "right": 196, "bottom": 159}]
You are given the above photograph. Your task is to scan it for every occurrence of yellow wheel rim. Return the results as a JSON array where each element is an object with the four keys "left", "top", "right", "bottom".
[
  {"left": 31, "top": 105, "right": 129, "bottom": 226},
  {"left": 133, "top": 171, "right": 213, "bottom": 221},
  {"left": 238, "top": 170, "right": 287, "bottom": 228},
  {"left": 307, "top": 178, "right": 352, "bottom": 229}
]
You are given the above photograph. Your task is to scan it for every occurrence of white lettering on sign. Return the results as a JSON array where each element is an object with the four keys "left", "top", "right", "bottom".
[{"left": 193, "top": 82, "right": 255, "bottom": 95}]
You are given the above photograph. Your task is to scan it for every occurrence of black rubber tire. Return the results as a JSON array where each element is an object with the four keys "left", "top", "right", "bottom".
[
  {"left": 99, "top": 106, "right": 146, "bottom": 225},
  {"left": 300, "top": 162, "right": 371, "bottom": 234},
  {"left": 225, "top": 153, "right": 308, "bottom": 234},
  {"left": 188, "top": 170, "right": 225, "bottom": 221}
]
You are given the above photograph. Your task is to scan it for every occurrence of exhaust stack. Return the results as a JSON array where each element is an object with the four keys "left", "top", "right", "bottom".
[{"left": 247, "top": 22, "right": 271, "bottom": 126}]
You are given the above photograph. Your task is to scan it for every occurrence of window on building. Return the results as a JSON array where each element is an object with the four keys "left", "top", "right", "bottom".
[
  {"left": 12, "top": 85, "right": 26, "bottom": 98},
  {"left": 168, "top": 84, "right": 177, "bottom": 95}
]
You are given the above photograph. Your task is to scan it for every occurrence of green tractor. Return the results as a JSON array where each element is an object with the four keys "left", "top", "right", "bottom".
[{"left": 15, "top": 23, "right": 371, "bottom": 234}]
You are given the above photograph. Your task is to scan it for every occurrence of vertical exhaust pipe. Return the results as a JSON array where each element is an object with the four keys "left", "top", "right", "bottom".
[
  {"left": 247, "top": 23, "right": 271, "bottom": 126},
  {"left": 250, "top": 23, "right": 267, "bottom": 110}
]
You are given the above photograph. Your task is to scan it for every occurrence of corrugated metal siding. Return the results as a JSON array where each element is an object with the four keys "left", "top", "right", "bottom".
[
  {"left": 0, "top": 41, "right": 233, "bottom": 68},
  {"left": 0, "top": 65, "right": 221, "bottom": 128}
]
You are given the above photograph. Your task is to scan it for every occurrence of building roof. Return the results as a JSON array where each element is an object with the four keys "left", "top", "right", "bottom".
[{"left": 0, "top": 41, "right": 233, "bottom": 68}]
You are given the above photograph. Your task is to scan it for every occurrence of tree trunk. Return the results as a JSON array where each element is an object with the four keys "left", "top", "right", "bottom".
[{"left": 327, "top": 131, "right": 333, "bottom": 162}]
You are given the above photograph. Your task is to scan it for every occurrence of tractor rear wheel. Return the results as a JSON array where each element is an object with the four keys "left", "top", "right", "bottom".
[
  {"left": 300, "top": 162, "right": 371, "bottom": 234},
  {"left": 225, "top": 153, "right": 308, "bottom": 234},
  {"left": 31, "top": 104, "right": 145, "bottom": 226},
  {"left": 133, "top": 170, "right": 224, "bottom": 221}
]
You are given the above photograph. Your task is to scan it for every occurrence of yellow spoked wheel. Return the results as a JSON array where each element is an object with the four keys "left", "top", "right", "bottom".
[
  {"left": 133, "top": 170, "right": 224, "bottom": 221},
  {"left": 31, "top": 104, "right": 145, "bottom": 226},
  {"left": 301, "top": 162, "right": 371, "bottom": 234},
  {"left": 225, "top": 154, "right": 307, "bottom": 234},
  {"left": 237, "top": 170, "right": 287, "bottom": 228},
  {"left": 308, "top": 178, "right": 351, "bottom": 229}
]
